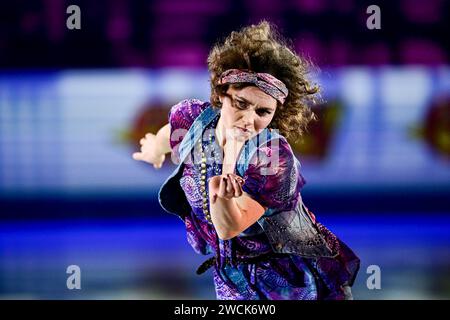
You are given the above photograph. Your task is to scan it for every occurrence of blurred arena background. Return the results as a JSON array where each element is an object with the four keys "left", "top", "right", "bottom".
[{"left": 0, "top": 0, "right": 449, "bottom": 299}]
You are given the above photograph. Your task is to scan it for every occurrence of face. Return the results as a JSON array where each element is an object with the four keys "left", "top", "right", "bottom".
[{"left": 219, "top": 85, "right": 278, "bottom": 141}]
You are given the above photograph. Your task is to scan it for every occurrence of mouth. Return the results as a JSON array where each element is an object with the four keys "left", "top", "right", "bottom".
[{"left": 235, "top": 126, "right": 251, "bottom": 134}]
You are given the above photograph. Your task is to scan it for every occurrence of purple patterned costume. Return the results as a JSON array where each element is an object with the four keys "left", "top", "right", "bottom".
[{"left": 168, "top": 99, "right": 360, "bottom": 300}]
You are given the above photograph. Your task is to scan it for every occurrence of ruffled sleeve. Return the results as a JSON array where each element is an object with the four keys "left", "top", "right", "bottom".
[
  {"left": 241, "top": 137, "right": 306, "bottom": 213},
  {"left": 168, "top": 99, "right": 209, "bottom": 162}
]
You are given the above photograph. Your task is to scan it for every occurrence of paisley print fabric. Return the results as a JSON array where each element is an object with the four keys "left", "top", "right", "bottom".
[{"left": 167, "top": 99, "right": 360, "bottom": 300}]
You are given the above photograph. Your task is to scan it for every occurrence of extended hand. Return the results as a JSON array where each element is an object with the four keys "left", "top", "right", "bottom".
[{"left": 132, "top": 133, "right": 166, "bottom": 169}]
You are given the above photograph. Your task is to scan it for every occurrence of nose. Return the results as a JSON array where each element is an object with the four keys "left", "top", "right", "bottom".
[{"left": 241, "top": 110, "right": 255, "bottom": 128}]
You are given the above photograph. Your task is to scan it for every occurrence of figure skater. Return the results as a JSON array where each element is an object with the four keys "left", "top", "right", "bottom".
[{"left": 132, "top": 21, "right": 360, "bottom": 300}]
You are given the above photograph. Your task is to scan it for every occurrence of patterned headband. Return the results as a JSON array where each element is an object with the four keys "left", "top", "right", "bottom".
[{"left": 218, "top": 69, "right": 289, "bottom": 104}]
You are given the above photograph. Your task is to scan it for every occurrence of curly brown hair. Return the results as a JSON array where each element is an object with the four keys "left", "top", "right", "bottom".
[{"left": 207, "top": 21, "right": 319, "bottom": 142}]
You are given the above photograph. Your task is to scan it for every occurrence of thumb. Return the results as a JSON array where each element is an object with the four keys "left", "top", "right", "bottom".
[
  {"left": 132, "top": 152, "right": 143, "bottom": 161},
  {"left": 153, "top": 158, "right": 163, "bottom": 169},
  {"left": 154, "top": 154, "right": 166, "bottom": 169}
]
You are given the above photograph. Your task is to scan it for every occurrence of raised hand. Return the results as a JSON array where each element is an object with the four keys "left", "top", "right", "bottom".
[{"left": 132, "top": 133, "right": 166, "bottom": 169}]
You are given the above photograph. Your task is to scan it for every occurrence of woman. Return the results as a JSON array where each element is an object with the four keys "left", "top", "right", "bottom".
[{"left": 132, "top": 21, "right": 360, "bottom": 300}]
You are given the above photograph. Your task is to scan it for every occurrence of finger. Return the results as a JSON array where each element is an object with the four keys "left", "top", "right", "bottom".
[
  {"left": 228, "top": 176, "right": 237, "bottom": 193},
  {"left": 236, "top": 182, "right": 243, "bottom": 197},
  {"left": 229, "top": 176, "right": 241, "bottom": 197},
  {"left": 229, "top": 173, "right": 244, "bottom": 185},
  {"left": 145, "top": 133, "right": 153, "bottom": 139},
  {"left": 233, "top": 179, "right": 242, "bottom": 198},
  {"left": 236, "top": 178, "right": 243, "bottom": 197},
  {"left": 211, "top": 193, "right": 218, "bottom": 204},
  {"left": 226, "top": 175, "right": 233, "bottom": 193},
  {"left": 140, "top": 138, "right": 146, "bottom": 145},
  {"left": 153, "top": 159, "right": 163, "bottom": 169},
  {"left": 154, "top": 154, "right": 165, "bottom": 169},
  {"left": 218, "top": 177, "right": 227, "bottom": 198},
  {"left": 132, "top": 152, "right": 143, "bottom": 161}
]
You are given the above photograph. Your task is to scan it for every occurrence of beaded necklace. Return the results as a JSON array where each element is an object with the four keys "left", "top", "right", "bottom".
[{"left": 196, "top": 117, "right": 222, "bottom": 223}]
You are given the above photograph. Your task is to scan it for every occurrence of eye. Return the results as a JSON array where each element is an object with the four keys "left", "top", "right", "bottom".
[
  {"left": 256, "top": 109, "right": 272, "bottom": 116},
  {"left": 234, "top": 99, "right": 247, "bottom": 109}
]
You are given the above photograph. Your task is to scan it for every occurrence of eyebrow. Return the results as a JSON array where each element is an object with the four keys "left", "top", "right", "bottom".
[{"left": 235, "top": 95, "right": 275, "bottom": 111}]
